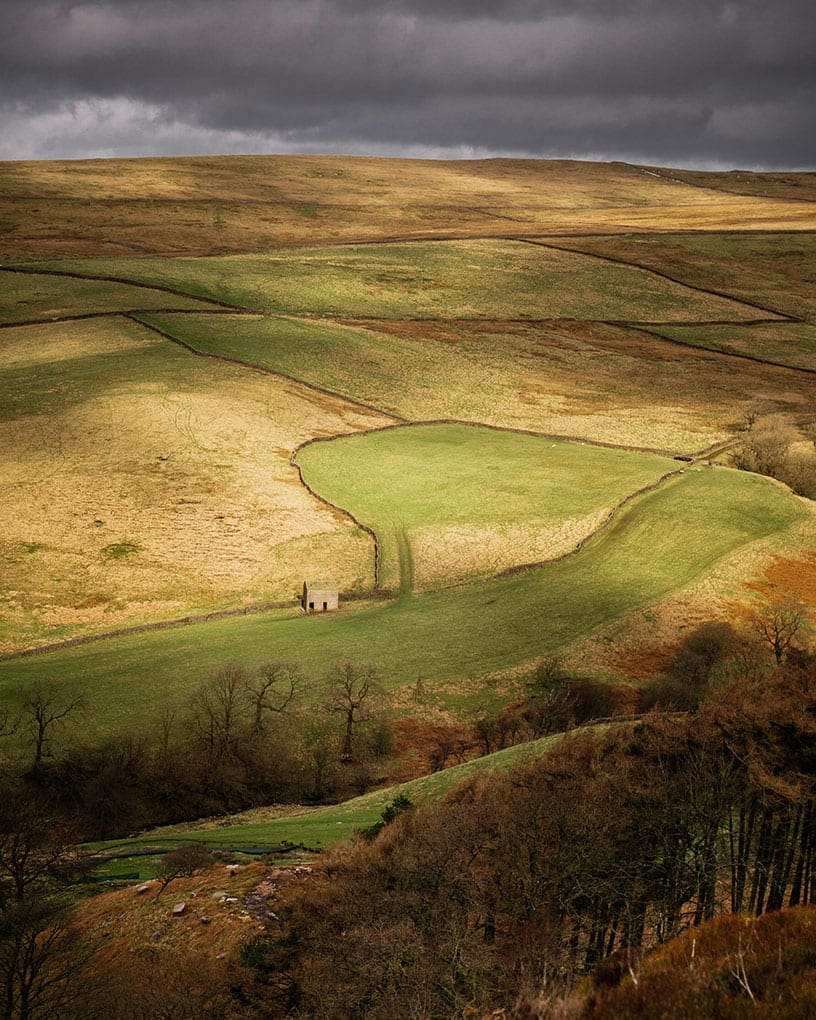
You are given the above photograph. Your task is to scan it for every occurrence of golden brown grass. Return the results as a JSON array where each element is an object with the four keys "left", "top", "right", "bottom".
[
  {"left": 1, "top": 155, "right": 814, "bottom": 259},
  {"left": 0, "top": 316, "right": 391, "bottom": 652},
  {"left": 363, "top": 318, "right": 816, "bottom": 452}
]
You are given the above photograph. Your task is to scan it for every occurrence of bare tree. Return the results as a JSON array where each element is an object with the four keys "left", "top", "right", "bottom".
[
  {"left": 0, "top": 708, "right": 16, "bottom": 741},
  {"left": 245, "top": 662, "right": 302, "bottom": 739},
  {"left": 17, "top": 682, "right": 83, "bottom": 772},
  {"left": 325, "top": 663, "right": 382, "bottom": 762},
  {"left": 155, "top": 843, "right": 213, "bottom": 897},
  {"left": 754, "top": 603, "right": 807, "bottom": 665},
  {"left": 190, "top": 664, "right": 248, "bottom": 758},
  {"left": 0, "top": 789, "right": 92, "bottom": 1019}
]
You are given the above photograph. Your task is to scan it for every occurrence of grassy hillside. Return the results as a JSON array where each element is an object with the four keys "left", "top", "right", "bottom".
[
  {"left": 20, "top": 240, "right": 770, "bottom": 321},
  {"left": 654, "top": 321, "right": 816, "bottom": 372},
  {"left": 0, "top": 468, "right": 806, "bottom": 738},
  {"left": 553, "top": 232, "right": 816, "bottom": 321},
  {"left": 295, "top": 423, "right": 675, "bottom": 590},
  {"left": 95, "top": 731, "right": 567, "bottom": 865},
  {"left": 0, "top": 315, "right": 388, "bottom": 651},
  {"left": 3, "top": 155, "right": 814, "bottom": 260},
  {"left": 0, "top": 268, "right": 217, "bottom": 323},
  {"left": 0, "top": 154, "right": 814, "bottom": 719},
  {"left": 143, "top": 312, "right": 816, "bottom": 453}
]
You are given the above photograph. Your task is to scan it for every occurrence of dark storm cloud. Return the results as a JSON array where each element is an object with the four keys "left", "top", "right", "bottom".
[{"left": 0, "top": 1, "right": 813, "bottom": 166}]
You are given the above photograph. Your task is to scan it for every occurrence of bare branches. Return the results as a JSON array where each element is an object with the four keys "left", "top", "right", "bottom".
[
  {"left": 324, "top": 662, "right": 382, "bottom": 762},
  {"left": 753, "top": 603, "right": 807, "bottom": 666},
  {"left": 246, "top": 662, "right": 303, "bottom": 738},
  {"left": 190, "top": 661, "right": 303, "bottom": 757},
  {"left": 17, "top": 681, "right": 84, "bottom": 771}
]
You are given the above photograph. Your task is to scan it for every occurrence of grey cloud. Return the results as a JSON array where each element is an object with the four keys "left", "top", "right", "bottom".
[{"left": 0, "top": 0, "right": 813, "bottom": 167}]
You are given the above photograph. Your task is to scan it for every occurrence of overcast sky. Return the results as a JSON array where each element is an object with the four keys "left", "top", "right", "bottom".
[{"left": 0, "top": 1, "right": 813, "bottom": 168}]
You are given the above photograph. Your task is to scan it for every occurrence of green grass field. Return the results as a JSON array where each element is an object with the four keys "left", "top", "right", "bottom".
[
  {"left": 653, "top": 322, "right": 816, "bottom": 372},
  {"left": 21, "top": 240, "right": 766, "bottom": 321},
  {"left": 1, "top": 156, "right": 815, "bottom": 752},
  {"left": 0, "top": 269, "right": 215, "bottom": 323},
  {"left": 0, "top": 468, "right": 806, "bottom": 739},
  {"left": 551, "top": 233, "right": 816, "bottom": 321},
  {"left": 295, "top": 423, "right": 676, "bottom": 589},
  {"left": 93, "top": 732, "right": 568, "bottom": 868}
]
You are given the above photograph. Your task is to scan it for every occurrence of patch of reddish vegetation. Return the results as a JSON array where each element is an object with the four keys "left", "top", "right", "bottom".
[
  {"left": 610, "top": 683, "right": 643, "bottom": 716},
  {"left": 744, "top": 549, "right": 816, "bottom": 613},
  {"left": 610, "top": 644, "right": 674, "bottom": 682},
  {"left": 390, "top": 716, "right": 474, "bottom": 783}
]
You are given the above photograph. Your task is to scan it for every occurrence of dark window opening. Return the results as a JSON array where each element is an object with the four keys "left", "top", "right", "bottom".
[{"left": 322, "top": 601, "right": 328, "bottom": 612}]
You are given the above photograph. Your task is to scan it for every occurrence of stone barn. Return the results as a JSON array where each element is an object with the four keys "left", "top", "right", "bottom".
[{"left": 302, "top": 581, "right": 339, "bottom": 613}]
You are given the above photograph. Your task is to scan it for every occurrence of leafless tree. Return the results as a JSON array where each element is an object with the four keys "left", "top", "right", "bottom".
[
  {"left": 325, "top": 662, "right": 382, "bottom": 762},
  {"left": 18, "top": 681, "right": 83, "bottom": 772},
  {"left": 0, "top": 790, "right": 92, "bottom": 1019},
  {"left": 245, "top": 662, "right": 302, "bottom": 738},
  {"left": 190, "top": 664, "right": 248, "bottom": 758},
  {"left": 0, "top": 708, "right": 16, "bottom": 741},
  {"left": 754, "top": 603, "right": 807, "bottom": 665}
]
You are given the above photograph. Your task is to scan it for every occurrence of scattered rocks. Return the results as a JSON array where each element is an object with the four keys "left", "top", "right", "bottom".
[
  {"left": 172, "top": 902, "right": 187, "bottom": 917},
  {"left": 135, "top": 884, "right": 151, "bottom": 895},
  {"left": 212, "top": 891, "right": 228, "bottom": 901},
  {"left": 149, "top": 931, "right": 163, "bottom": 943},
  {"left": 200, "top": 917, "right": 211, "bottom": 925}
]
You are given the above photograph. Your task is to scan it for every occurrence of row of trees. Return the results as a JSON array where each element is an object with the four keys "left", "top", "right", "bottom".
[
  {"left": 1, "top": 661, "right": 392, "bottom": 841},
  {"left": 4, "top": 602, "right": 806, "bottom": 840}
]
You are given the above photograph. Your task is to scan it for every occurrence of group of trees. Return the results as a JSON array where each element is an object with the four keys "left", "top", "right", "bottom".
[
  {"left": 0, "top": 661, "right": 393, "bottom": 842},
  {"left": 0, "top": 607, "right": 812, "bottom": 1017},
  {"left": 239, "top": 649, "right": 816, "bottom": 1018},
  {"left": 735, "top": 413, "right": 816, "bottom": 498},
  {"left": 0, "top": 660, "right": 394, "bottom": 1017},
  {"left": 450, "top": 609, "right": 807, "bottom": 767}
]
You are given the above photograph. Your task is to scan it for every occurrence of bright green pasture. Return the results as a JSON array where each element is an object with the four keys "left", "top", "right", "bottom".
[
  {"left": 654, "top": 322, "right": 816, "bottom": 373},
  {"left": 26, "top": 240, "right": 762, "bottom": 321},
  {"left": 295, "top": 424, "right": 676, "bottom": 589},
  {"left": 96, "top": 733, "right": 565, "bottom": 862},
  {"left": 0, "top": 269, "right": 215, "bottom": 323},
  {"left": 0, "top": 469, "right": 806, "bottom": 738}
]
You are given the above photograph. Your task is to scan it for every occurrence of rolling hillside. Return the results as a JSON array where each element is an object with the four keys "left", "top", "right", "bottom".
[{"left": 0, "top": 154, "right": 814, "bottom": 737}]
